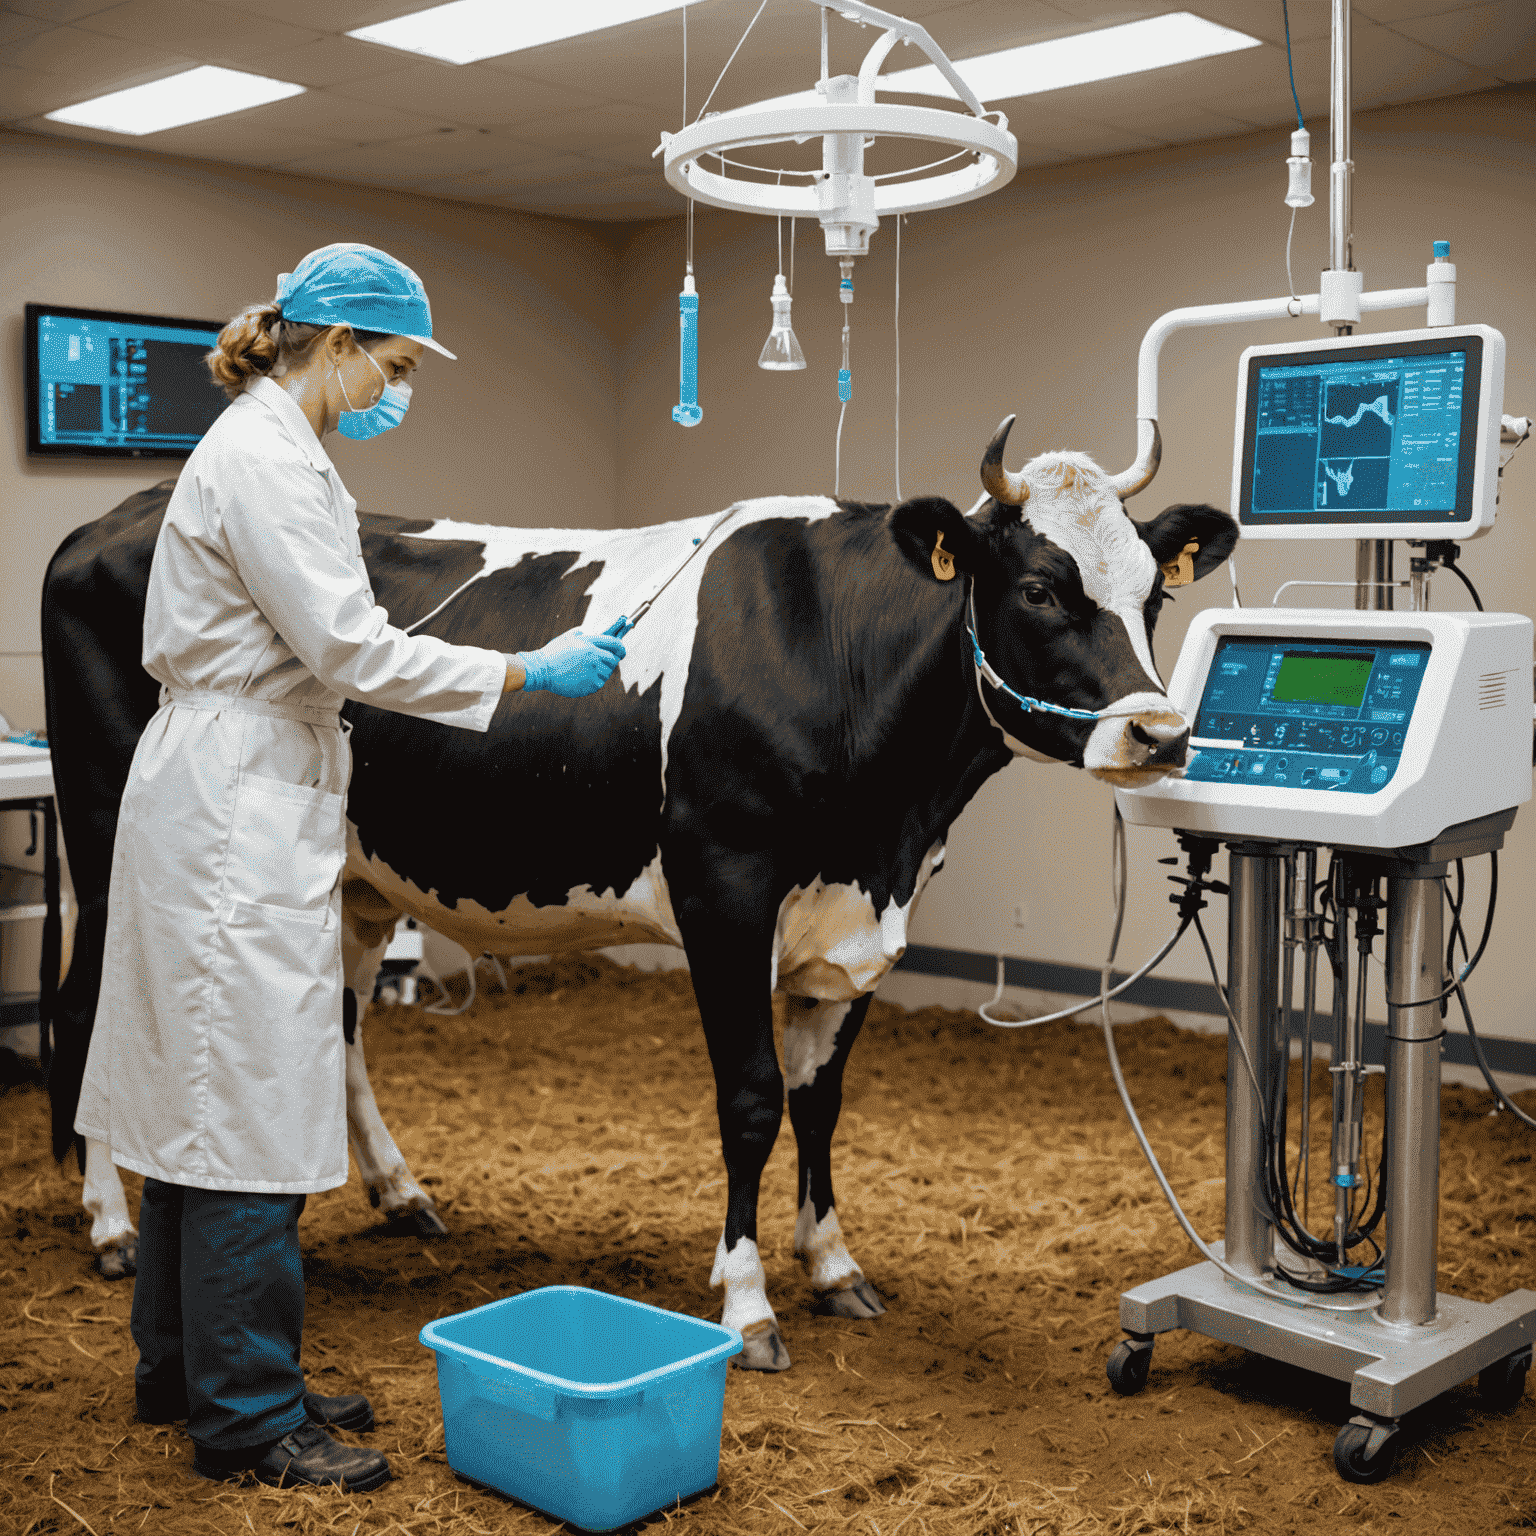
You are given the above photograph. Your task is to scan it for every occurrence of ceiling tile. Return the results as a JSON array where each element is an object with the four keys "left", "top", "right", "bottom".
[
  {"left": 0, "top": 0, "right": 122, "bottom": 20},
  {"left": 1020, "top": 44, "right": 1297, "bottom": 128},
  {"left": 103, "top": 114, "right": 332, "bottom": 163},
  {"left": 0, "top": 11, "right": 52, "bottom": 43},
  {"left": 195, "top": 0, "right": 422, "bottom": 26},
  {"left": 322, "top": 57, "right": 608, "bottom": 128},
  {"left": 1133, "top": 106, "right": 1268, "bottom": 142},
  {"left": 404, "top": 155, "right": 616, "bottom": 197},
  {"left": 243, "top": 90, "right": 455, "bottom": 141},
  {"left": 71, "top": 0, "right": 320, "bottom": 61},
  {"left": 875, "top": 0, "right": 1113, "bottom": 59},
  {"left": 1355, "top": 1, "right": 1475, "bottom": 21},
  {"left": 269, "top": 132, "right": 574, "bottom": 184},
  {"left": 477, "top": 1, "right": 808, "bottom": 111},
  {"left": 998, "top": 96, "right": 1164, "bottom": 156},
  {"left": 1338, "top": 18, "right": 1501, "bottom": 107},
  {"left": 234, "top": 32, "right": 408, "bottom": 87},
  {"left": 1389, "top": 1, "right": 1536, "bottom": 82},
  {"left": 1021, "top": 0, "right": 1172, "bottom": 23},
  {"left": 489, "top": 103, "right": 663, "bottom": 169},
  {"left": 0, "top": 63, "right": 80, "bottom": 115},
  {"left": 0, "top": 17, "right": 180, "bottom": 68},
  {"left": 1181, "top": 0, "right": 1330, "bottom": 45}
]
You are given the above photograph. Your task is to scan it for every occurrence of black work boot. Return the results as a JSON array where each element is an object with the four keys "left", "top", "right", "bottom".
[
  {"left": 303, "top": 1391, "right": 374, "bottom": 1432},
  {"left": 193, "top": 1422, "right": 391, "bottom": 1491},
  {"left": 139, "top": 1389, "right": 374, "bottom": 1432}
]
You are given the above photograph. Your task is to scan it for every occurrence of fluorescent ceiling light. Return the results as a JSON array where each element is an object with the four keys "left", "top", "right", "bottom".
[
  {"left": 730, "top": 12, "right": 1261, "bottom": 116},
  {"left": 45, "top": 66, "right": 305, "bottom": 135},
  {"left": 348, "top": 0, "right": 691, "bottom": 66}
]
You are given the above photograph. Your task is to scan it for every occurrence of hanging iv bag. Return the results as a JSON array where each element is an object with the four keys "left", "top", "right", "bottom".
[{"left": 757, "top": 274, "right": 806, "bottom": 371}]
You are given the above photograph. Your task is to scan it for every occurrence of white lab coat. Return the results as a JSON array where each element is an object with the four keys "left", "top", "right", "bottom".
[{"left": 74, "top": 375, "right": 506, "bottom": 1193}]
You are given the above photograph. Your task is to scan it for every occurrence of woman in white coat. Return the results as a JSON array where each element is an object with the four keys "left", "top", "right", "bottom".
[{"left": 72, "top": 243, "right": 624, "bottom": 1492}]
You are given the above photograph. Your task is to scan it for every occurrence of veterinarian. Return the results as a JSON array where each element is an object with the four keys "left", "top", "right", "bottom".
[{"left": 73, "top": 243, "right": 624, "bottom": 1492}]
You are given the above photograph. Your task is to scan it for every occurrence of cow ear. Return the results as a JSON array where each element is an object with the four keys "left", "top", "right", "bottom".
[
  {"left": 1132, "top": 503, "right": 1239, "bottom": 586},
  {"left": 888, "top": 497, "right": 989, "bottom": 583}
]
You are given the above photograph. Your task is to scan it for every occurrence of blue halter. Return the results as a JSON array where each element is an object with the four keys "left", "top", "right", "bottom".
[
  {"left": 965, "top": 587, "right": 1162, "bottom": 726},
  {"left": 965, "top": 588, "right": 1108, "bottom": 722}
]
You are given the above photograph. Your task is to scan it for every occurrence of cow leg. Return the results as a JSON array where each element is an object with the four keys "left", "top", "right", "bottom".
[
  {"left": 784, "top": 995, "right": 886, "bottom": 1320},
  {"left": 679, "top": 881, "right": 789, "bottom": 1372},
  {"left": 81, "top": 1137, "right": 138, "bottom": 1278},
  {"left": 341, "top": 896, "right": 446, "bottom": 1238}
]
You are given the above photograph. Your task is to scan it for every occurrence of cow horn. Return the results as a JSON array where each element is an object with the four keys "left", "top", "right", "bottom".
[
  {"left": 1108, "top": 419, "right": 1163, "bottom": 500},
  {"left": 980, "top": 415, "right": 1029, "bottom": 505}
]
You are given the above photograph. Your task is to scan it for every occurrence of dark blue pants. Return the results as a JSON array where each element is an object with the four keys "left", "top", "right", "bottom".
[{"left": 131, "top": 1178, "right": 309, "bottom": 1453}]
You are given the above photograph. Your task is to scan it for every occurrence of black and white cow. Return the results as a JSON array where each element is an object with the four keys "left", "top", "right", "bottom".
[{"left": 44, "top": 418, "right": 1236, "bottom": 1368}]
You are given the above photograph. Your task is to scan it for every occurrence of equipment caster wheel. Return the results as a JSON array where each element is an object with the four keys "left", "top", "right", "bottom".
[
  {"left": 1334, "top": 1415, "right": 1400, "bottom": 1484},
  {"left": 1479, "top": 1346, "right": 1531, "bottom": 1411},
  {"left": 1106, "top": 1336, "right": 1154, "bottom": 1396}
]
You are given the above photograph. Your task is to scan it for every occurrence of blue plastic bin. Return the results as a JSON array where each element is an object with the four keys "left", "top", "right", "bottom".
[{"left": 419, "top": 1287, "right": 743, "bottom": 1531}]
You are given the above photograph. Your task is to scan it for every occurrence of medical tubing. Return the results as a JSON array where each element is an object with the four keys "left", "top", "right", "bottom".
[
  {"left": 1444, "top": 863, "right": 1536, "bottom": 1130},
  {"left": 1383, "top": 853, "right": 1497, "bottom": 1010},
  {"left": 1188, "top": 883, "right": 1381, "bottom": 1290},
  {"left": 1096, "top": 834, "right": 1381, "bottom": 1312},
  {"left": 402, "top": 574, "right": 484, "bottom": 635},
  {"left": 1280, "top": 0, "right": 1304, "bottom": 129},
  {"left": 1456, "top": 982, "right": 1536, "bottom": 1130},
  {"left": 1443, "top": 559, "right": 1485, "bottom": 611},
  {"left": 976, "top": 922, "right": 1187, "bottom": 1029}
]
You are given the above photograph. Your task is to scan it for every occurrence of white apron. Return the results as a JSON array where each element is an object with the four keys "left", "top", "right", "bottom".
[{"left": 74, "top": 376, "right": 506, "bottom": 1194}]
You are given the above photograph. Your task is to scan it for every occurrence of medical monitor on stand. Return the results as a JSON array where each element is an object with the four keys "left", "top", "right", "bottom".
[{"left": 1233, "top": 324, "right": 1505, "bottom": 542}]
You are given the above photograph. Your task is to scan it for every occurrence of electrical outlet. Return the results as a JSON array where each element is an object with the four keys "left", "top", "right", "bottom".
[{"left": 1013, "top": 904, "right": 1028, "bottom": 927}]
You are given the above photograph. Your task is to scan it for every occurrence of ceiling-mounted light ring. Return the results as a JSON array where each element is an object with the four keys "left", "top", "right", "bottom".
[{"left": 662, "top": 103, "right": 1017, "bottom": 219}]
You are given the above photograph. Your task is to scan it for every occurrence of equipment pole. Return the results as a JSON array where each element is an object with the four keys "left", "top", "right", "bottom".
[
  {"left": 1329, "top": 0, "right": 1388, "bottom": 607},
  {"left": 1329, "top": 0, "right": 1353, "bottom": 289},
  {"left": 1380, "top": 875, "right": 1444, "bottom": 1325},
  {"left": 1224, "top": 847, "right": 1282, "bottom": 1283}
]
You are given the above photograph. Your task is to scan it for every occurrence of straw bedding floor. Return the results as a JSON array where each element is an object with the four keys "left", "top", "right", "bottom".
[{"left": 2, "top": 955, "right": 1532, "bottom": 1536}]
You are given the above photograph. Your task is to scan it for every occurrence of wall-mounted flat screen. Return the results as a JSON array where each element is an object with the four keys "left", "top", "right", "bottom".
[
  {"left": 1232, "top": 324, "right": 1504, "bottom": 541},
  {"left": 26, "top": 303, "right": 230, "bottom": 459}
]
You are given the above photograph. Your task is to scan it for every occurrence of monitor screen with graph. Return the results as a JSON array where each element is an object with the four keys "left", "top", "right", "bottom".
[
  {"left": 1232, "top": 324, "right": 1504, "bottom": 541},
  {"left": 25, "top": 302, "right": 230, "bottom": 459}
]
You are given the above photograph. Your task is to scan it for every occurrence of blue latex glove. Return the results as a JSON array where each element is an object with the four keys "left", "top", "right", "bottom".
[{"left": 514, "top": 628, "right": 625, "bottom": 698}]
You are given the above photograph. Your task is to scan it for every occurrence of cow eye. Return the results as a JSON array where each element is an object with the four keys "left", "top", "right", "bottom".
[{"left": 1021, "top": 583, "right": 1053, "bottom": 607}]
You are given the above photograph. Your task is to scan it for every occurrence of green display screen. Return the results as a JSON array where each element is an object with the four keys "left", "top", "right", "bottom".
[{"left": 1272, "top": 651, "right": 1375, "bottom": 707}]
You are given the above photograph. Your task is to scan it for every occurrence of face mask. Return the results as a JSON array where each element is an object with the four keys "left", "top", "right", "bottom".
[{"left": 334, "top": 345, "right": 411, "bottom": 440}]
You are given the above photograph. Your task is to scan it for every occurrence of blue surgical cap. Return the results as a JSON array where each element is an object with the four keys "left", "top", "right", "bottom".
[{"left": 276, "top": 243, "right": 456, "bottom": 360}]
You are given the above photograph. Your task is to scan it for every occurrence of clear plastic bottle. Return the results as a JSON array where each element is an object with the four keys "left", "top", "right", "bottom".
[{"left": 757, "top": 274, "right": 806, "bottom": 371}]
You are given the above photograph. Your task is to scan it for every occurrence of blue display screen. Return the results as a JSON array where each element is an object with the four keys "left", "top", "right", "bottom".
[
  {"left": 28, "top": 306, "right": 228, "bottom": 458},
  {"left": 1239, "top": 336, "right": 1482, "bottom": 528},
  {"left": 1184, "top": 636, "right": 1430, "bottom": 794}
]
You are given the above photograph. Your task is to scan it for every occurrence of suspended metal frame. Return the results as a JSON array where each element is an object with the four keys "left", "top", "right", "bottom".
[{"left": 656, "top": 0, "right": 1018, "bottom": 256}]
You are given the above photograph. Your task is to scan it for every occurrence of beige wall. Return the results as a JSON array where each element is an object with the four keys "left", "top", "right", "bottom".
[
  {"left": 614, "top": 85, "right": 1536, "bottom": 1045},
  {"left": 0, "top": 129, "right": 625, "bottom": 733},
  {"left": 4, "top": 86, "right": 1533, "bottom": 1044}
]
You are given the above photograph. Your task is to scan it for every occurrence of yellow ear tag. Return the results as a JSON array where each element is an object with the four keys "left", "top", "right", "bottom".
[
  {"left": 931, "top": 531, "right": 957, "bottom": 582},
  {"left": 1161, "top": 540, "right": 1199, "bottom": 588}
]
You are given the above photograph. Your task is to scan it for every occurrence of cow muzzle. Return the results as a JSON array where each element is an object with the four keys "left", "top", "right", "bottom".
[{"left": 1082, "top": 693, "right": 1189, "bottom": 787}]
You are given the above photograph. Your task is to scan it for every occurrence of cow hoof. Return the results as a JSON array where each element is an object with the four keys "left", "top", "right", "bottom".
[
  {"left": 385, "top": 1199, "right": 448, "bottom": 1240},
  {"left": 812, "top": 1279, "right": 886, "bottom": 1319},
  {"left": 734, "top": 1322, "right": 791, "bottom": 1372},
  {"left": 96, "top": 1238, "right": 138, "bottom": 1280}
]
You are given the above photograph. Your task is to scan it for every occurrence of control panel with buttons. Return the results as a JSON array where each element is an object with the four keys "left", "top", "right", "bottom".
[{"left": 1182, "top": 635, "right": 1429, "bottom": 795}]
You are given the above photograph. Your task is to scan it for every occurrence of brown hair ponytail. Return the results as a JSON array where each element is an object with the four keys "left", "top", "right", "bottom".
[{"left": 206, "top": 301, "right": 391, "bottom": 403}]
